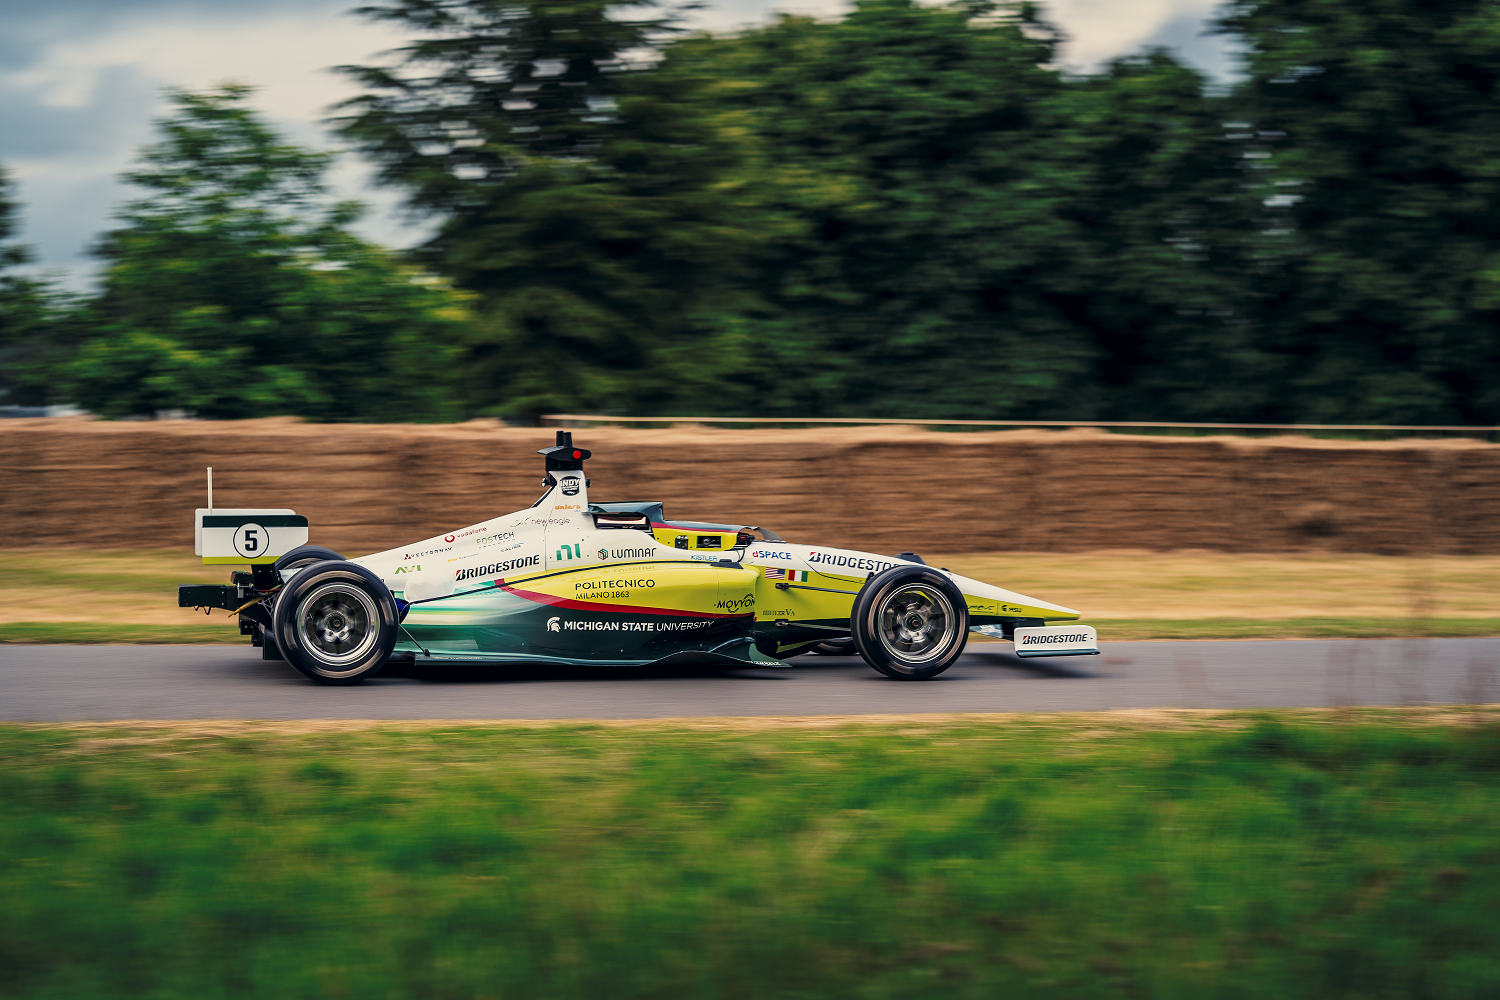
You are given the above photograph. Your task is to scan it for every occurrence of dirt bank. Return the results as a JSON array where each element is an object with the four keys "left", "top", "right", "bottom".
[{"left": 2, "top": 419, "right": 1497, "bottom": 554}]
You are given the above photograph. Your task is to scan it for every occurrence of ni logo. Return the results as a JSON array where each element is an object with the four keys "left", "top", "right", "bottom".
[
  {"left": 556, "top": 542, "right": 582, "bottom": 561},
  {"left": 547, "top": 617, "right": 561, "bottom": 632}
]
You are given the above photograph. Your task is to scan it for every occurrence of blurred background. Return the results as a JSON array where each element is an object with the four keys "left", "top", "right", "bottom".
[{"left": 0, "top": 0, "right": 1495, "bottom": 426}]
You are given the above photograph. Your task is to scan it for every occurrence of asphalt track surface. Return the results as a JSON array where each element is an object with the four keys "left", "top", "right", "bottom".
[{"left": 3, "top": 638, "right": 1498, "bottom": 721}]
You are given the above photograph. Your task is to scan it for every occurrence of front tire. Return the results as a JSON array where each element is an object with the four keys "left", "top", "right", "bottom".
[
  {"left": 851, "top": 566, "right": 969, "bottom": 680},
  {"left": 273, "top": 560, "right": 397, "bottom": 685}
]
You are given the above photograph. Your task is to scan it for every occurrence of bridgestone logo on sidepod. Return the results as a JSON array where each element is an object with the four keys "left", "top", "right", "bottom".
[
  {"left": 1020, "top": 633, "right": 1091, "bottom": 644},
  {"left": 807, "top": 552, "right": 895, "bottom": 573},
  {"left": 455, "top": 554, "right": 541, "bottom": 581}
]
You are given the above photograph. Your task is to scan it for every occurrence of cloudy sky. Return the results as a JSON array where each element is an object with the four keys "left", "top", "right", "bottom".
[{"left": 0, "top": 0, "right": 1235, "bottom": 288}]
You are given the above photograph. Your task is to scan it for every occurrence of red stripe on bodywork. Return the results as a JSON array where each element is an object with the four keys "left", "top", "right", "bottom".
[{"left": 499, "top": 583, "right": 751, "bottom": 619}]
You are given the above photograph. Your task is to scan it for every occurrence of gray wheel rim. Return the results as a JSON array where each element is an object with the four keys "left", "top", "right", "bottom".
[
  {"left": 876, "top": 583, "right": 954, "bottom": 664},
  {"left": 297, "top": 582, "right": 379, "bottom": 669}
]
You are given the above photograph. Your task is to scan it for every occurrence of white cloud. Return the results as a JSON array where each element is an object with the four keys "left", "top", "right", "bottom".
[
  {"left": 4, "top": 12, "right": 406, "bottom": 136},
  {"left": 1047, "top": 0, "right": 1220, "bottom": 71}
]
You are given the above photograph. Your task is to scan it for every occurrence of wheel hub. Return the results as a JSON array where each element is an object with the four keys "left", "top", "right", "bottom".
[
  {"left": 296, "top": 582, "right": 380, "bottom": 668},
  {"left": 876, "top": 584, "right": 954, "bottom": 664}
]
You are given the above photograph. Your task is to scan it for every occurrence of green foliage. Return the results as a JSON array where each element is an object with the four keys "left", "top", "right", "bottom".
[
  {"left": 0, "top": 166, "right": 78, "bottom": 408},
  {"left": 656, "top": 2, "right": 1263, "bottom": 418},
  {"left": 1217, "top": 0, "right": 1500, "bottom": 422},
  {"left": 2, "top": 717, "right": 1500, "bottom": 997},
  {"left": 17, "top": 0, "right": 1500, "bottom": 422},
  {"left": 335, "top": 0, "right": 770, "bottom": 419},
  {"left": 64, "top": 85, "right": 472, "bottom": 421},
  {"left": 331, "top": 0, "right": 1267, "bottom": 420}
]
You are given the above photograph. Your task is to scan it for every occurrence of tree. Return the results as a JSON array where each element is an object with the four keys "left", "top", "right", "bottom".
[
  {"left": 1218, "top": 0, "right": 1500, "bottom": 423},
  {"left": 652, "top": 0, "right": 1253, "bottom": 419},
  {"left": 333, "top": 0, "right": 771, "bottom": 419},
  {"left": 67, "top": 85, "right": 471, "bottom": 420},
  {"left": 0, "top": 165, "right": 67, "bottom": 408}
]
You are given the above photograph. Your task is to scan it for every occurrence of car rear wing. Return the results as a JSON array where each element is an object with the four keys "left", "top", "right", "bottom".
[{"left": 193, "top": 467, "right": 308, "bottom": 565}]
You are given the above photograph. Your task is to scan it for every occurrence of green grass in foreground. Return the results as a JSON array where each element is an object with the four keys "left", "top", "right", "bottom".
[
  {"left": 6, "top": 616, "right": 1500, "bottom": 644},
  {"left": 0, "top": 622, "right": 241, "bottom": 644},
  {"left": 2, "top": 714, "right": 1499, "bottom": 998}
]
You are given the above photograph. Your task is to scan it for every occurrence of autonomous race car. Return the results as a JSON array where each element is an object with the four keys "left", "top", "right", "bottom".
[{"left": 179, "top": 433, "right": 1098, "bottom": 685}]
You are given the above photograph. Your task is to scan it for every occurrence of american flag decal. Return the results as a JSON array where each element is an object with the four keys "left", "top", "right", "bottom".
[{"left": 764, "top": 567, "right": 787, "bottom": 580}]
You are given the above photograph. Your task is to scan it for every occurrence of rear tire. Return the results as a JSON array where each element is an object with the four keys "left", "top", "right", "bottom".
[
  {"left": 273, "top": 560, "right": 397, "bottom": 685},
  {"left": 274, "top": 545, "right": 345, "bottom": 579},
  {"left": 851, "top": 566, "right": 969, "bottom": 680}
]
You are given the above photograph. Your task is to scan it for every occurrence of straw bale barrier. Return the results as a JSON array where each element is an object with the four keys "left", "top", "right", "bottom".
[{"left": 2, "top": 418, "right": 1497, "bottom": 554}]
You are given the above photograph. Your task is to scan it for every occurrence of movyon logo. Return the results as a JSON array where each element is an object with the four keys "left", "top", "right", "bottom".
[
  {"left": 715, "top": 594, "right": 755, "bottom": 612},
  {"left": 547, "top": 617, "right": 561, "bottom": 632},
  {"left": 560, "top": 477, "right": 581, "bottom": 496}
]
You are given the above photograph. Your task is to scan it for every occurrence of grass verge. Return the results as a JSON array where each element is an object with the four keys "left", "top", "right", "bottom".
[
  {"left": 0, "top": 622, "right": 241, "bottom": 644},
  {"left": 1, "top": 711, "right": 1497, "bottom": 998},
  {"left": 7, "top": 616, "right": 1499, "bottom": 645}
]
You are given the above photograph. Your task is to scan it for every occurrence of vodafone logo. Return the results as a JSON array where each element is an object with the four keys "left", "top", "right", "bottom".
[{"left": 444, "top": 534, "right": 456, "bottom": 543}]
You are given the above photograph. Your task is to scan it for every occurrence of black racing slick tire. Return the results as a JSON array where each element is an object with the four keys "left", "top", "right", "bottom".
[
  {"left": 272, "top": 560, "right": 397, "bottom": 685},
  {"left": 851, "top": 565, "right": 969, "bottom": 681},
  {"left": 274, "top": 545, "right": 345, "bottom": 577}
]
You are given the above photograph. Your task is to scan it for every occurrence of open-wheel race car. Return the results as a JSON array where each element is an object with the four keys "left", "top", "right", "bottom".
[{"left": 179, "top": 433, "right": 1098, "bottom": 685}]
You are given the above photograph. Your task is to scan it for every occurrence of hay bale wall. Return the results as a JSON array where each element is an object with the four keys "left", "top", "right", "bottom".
[{"left": 2, "top": 419, "right": 1496, "bottom": 554}]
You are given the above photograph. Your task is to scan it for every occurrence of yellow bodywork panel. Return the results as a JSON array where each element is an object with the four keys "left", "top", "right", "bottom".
[
  {"left": 501, "top": 561, "right": 761, "bottom": 617},
  {"left": 649, "top": 528, "right": 740, "bottom": 552},
  {"left": 754, "top": 570, "right": 862, "bottom": 622},
  {"left": 748, "top": 567, "right": 1082, "bottom": 624}
]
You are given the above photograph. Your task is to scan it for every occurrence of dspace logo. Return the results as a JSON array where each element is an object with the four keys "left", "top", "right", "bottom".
[{"left": 547, "top": 617, "right": 561, "bottom": 632}]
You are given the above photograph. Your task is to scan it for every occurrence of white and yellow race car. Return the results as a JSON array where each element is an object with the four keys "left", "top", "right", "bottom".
[{"left": 179, "top": 433, "right": 1097, "bottom": 684}]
